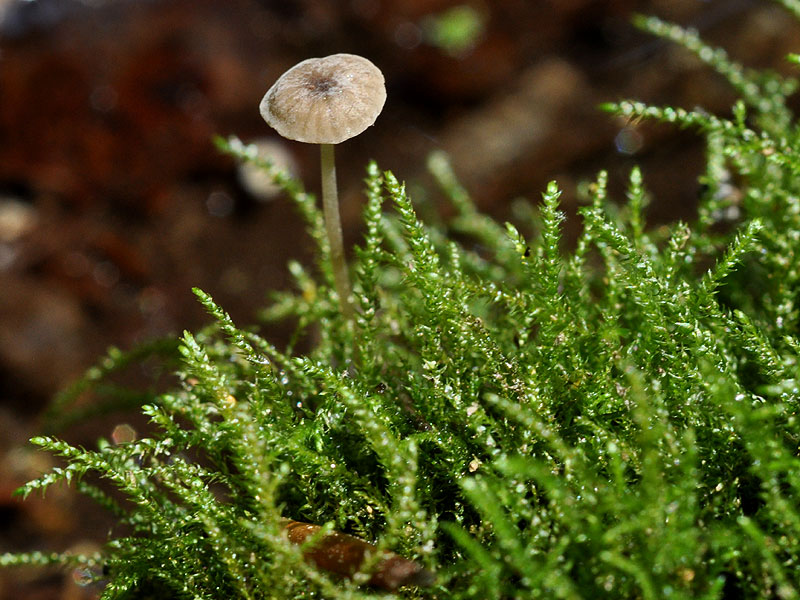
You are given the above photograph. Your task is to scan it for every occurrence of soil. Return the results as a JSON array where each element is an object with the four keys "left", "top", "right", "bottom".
[{"left": 0, "top": 0, "right": 798, "bottom": 597}]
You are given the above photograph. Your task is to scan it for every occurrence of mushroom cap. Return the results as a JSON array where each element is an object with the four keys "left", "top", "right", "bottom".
[{"left": 260, "top": 53, "right": 386, "bottom": 145}]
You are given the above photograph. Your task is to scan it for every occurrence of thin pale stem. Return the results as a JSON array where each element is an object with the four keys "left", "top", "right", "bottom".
[{"left": 320, "top": 143, "right": 353, "bottom": 318}]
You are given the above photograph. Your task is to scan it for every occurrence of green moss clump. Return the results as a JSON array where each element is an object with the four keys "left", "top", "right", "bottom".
[{"left": 4, "top": 6, "right": 800, "bottom": 599}]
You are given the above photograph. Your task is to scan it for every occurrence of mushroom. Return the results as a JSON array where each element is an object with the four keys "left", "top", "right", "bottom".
[
  {"left": 260, "top": 53, "right": 387, "bottom": 318},
  {"left": 237, "top": 138, "right": 298, "bottom": 202}
]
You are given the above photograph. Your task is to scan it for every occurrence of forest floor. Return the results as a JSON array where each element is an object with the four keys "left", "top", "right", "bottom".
[{"left": 0, "top": 1, "right": 798, "bottom": 598}]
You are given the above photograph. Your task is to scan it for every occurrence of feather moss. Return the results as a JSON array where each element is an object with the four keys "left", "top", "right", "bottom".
[{"left": 5, "top": 6, "right": 800, "bottom": 598}]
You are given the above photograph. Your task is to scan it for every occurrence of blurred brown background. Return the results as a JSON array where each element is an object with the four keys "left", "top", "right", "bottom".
[{"left": 0, "top": 0, "right": 798, "bottom": 597}]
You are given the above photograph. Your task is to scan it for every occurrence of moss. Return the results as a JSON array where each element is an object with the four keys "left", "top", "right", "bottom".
[{"left": 4, "top": 6, "right": 800, "bottom": 599}]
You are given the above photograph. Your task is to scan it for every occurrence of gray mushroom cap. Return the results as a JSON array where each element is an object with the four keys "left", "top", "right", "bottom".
[{"left": 260, "top": 54, "right": 386, "bottom": 145}]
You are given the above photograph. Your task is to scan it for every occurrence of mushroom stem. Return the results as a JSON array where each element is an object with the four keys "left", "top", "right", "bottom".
[{"left": 320, "top": 143, "right": 353, "bottom": 318}]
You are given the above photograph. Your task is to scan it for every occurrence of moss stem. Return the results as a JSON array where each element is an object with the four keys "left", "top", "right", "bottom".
[{"left": 320, "top": 143, "right": 353, "bottom": 318}]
